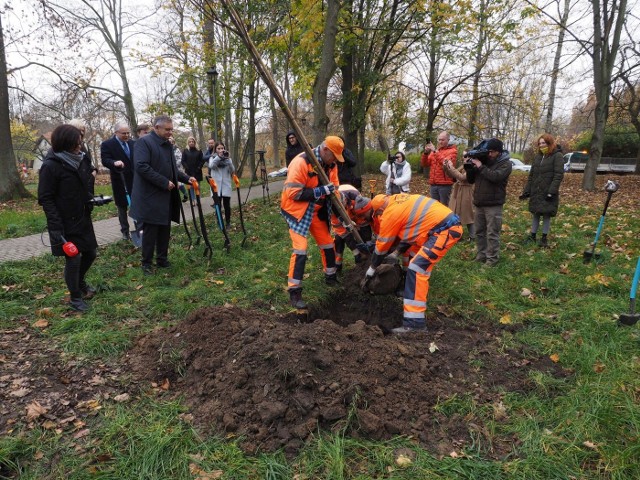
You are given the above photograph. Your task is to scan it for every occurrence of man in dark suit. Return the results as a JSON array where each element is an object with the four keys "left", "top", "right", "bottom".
[
  {"left": 101, "top": 122, "right": 135, "bottom": 240},
  {"left": 130, "top": 115, "right": 195, "bottom": 275}
]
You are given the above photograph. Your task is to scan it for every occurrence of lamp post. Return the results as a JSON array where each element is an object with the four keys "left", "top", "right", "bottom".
[{"left": 206, "top": 66, "right": 219, "bottom": 141}]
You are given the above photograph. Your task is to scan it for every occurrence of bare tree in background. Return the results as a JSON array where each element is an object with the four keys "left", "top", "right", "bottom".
[{"left": 0, "top": 14, "right": 29, "bottom": 200}]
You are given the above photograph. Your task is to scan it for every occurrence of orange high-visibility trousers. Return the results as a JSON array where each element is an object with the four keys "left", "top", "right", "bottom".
[
  {"left": 402, "top": 225, "right": 462, "bottom": 327},
  {"left": 287, "top": 215, "right": 336, "bottom": 289}
]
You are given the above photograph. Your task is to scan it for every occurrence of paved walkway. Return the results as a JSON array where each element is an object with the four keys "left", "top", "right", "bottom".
[{"left": 0, "top": 179, "right": 284, "bottom": 264}]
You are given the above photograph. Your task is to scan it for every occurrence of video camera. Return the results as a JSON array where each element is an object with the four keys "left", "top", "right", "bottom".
[
  {"left": 222, "top": 150, "right": 230, "bottom": 159},
  {"left": 88, "top": 194, "right": 113, "bottom": 206},
  {"left": 387, "top": 154, "right": 395, "bottom": 164}
]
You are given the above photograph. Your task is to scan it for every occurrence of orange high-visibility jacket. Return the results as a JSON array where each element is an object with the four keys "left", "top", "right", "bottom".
[
  {"left": 374, "top": 194, "right": 454, "bottom": 256},
  {"left": 281, "top": 152, "right": 339, "bottom": 221}
]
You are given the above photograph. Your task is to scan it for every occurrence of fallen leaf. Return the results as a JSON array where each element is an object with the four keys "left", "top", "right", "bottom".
[
  {"left": 428, "top": 342, "right": 439, "bottom": 354},
  {"left": 73, "top": 428, "right": 90, "bottom": 439},
  {"left": 549, "top": 353, "right": 560, "bottom": 363},
  {"left": 10, "top": 387, "right": 30, "bottom": 398},
  {"left": 593, "top": 362, "right": 605, "bottom": 373},
  {"left": 449, "top": 451, "right": 459, "bottom": 458},
  {"left": 583, "top": 441, "right": 597, "bottom": 449},
  {"left": 25, "top": 401, "right": 47, "bottom": 421},
  {"left": 499, "top": 314, "right": 512, "bottom": 325},
  {"left": 395, "top": 454, "right": 412, "bottom": 468},
  {"left": 114, "top": 393, "right": 130, "bottom": 403},
  {"left": 135, "top": 284, "right": 144, "bottom": 290},
  {"left": 520, "top": 288, "right": 532, "bottom": 297},
  {"left": 32, "top": 319, "right": 49, "bottom": 328},
  {"left": 160, "top": 378, "right": 170, "bottom": 390},
  {"left": 35, "top": 307, "right": 53, "bottom": 316},
  {"left": 213, "top": 280, "right": 224, "bottom": 285}
]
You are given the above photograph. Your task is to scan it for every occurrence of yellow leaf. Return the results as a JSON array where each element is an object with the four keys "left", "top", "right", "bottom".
[
  {"left": 549, "top": 353, "right": 560, "bottom": 363},
  {"left": 499, "top": 314, "right": 512, "bottom": 324},
  {"left": 213, "top": 280, "right": 224, "bottom": 285}
]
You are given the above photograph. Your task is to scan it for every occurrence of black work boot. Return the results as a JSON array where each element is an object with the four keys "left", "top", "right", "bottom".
[
  {"left": 69, "top": 297, "right": 90, "bottom": 312},
  {"left": 289, "top": 288, "right": 307, "bottom": 309},
  {"left": 325, "top": 273, "right": 339, "bottom": 286},
  {"left": 524, "top": 232, "right": 536, "bottom": 244},
  {"left": 539, "top": 234, "right": 549, "bottom": 248}
]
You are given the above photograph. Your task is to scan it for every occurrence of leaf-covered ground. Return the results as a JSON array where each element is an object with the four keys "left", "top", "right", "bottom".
[{"left": 1, "top": 172, "right": 638, "bottom": 476}]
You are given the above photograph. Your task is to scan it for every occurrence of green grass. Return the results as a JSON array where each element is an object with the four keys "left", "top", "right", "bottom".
[{"left": 1, "top": 178, "right": 640, "bottom": 479}]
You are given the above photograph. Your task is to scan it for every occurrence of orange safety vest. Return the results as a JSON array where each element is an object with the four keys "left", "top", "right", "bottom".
[
  {"left": 374, "top": 194, "right": 454, "bottom": 255},
  {"left": 280, "top": 152, "right": 339, "bottom": 221}
]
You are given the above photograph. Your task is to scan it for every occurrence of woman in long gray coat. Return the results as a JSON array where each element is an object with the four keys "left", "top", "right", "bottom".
[{"left": 519, "top": 133, "right": 565, "bottom": 247}]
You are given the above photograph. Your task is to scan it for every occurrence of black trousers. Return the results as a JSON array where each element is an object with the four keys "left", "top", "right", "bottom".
[
  {"left": 117, "top": 205, "right": 130, "bottom": 234},
  {"left": 214, "top": 195, "right": 232, "bottom": 224},
  {"left": 64, "top": 249, "right": 97, "bottom": 298},
  {"left": 141, "top": 223, "right": 171, "bottom": 266}
]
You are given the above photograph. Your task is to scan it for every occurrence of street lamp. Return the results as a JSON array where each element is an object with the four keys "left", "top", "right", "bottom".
[{"left": 206, "top": 66, "right": 219, "bottom": 141}]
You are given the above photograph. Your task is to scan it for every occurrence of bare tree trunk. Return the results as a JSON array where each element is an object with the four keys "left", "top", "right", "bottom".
[
  {"left": 467, "top": 0, "right": 487, "bottom": 147},
  {"left": 0, "top": 15, "right": 29, "bottom": 200},
  {"left": 545, "top": 0, "right": 570, "bottom": 133},
  {"left": 583, "top": 0, "right": 627, "bottom": 190},
  {"left": 270, "top": 90, "right": 280, "bottom": 168},
  {"left": 312, "top": 0, "right": 339, "bottom": 144}
]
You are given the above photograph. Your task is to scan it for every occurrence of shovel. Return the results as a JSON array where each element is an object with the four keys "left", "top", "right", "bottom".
[
  {"left": 118, "top": 170, "right": 142, "bottom": 248},
  {"left": 205, "top": 175, "right": 231, "bottom": 253},
  {"left": 184, "top": 184, "right": 202, "bottom": 245},
  {"left": 583, "top": 180, "right": 619, "bottom": 263},
  {"left": 619, "top": 257, "right": 640, "bottom": 326},
  {"left": 190, "top": 179, "right": 213, "bottom": 259},
  {"left": 232, "top": 174, "right": 248, "bottom": 247}
]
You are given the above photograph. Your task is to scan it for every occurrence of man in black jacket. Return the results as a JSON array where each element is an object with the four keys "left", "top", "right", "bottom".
[
  {"left": 465, "top": 138, "right": 512, "bottom": 267},
  {"left": 101, "top": 122, "right": 135, "bottom": 240},
  {"left": 130, "top": 116, "right": 195, "bottom": 275}
]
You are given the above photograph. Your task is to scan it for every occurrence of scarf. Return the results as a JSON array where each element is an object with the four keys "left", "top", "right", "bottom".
[{"left": 54, "top": 150, "right": 85, "bottom": 170}]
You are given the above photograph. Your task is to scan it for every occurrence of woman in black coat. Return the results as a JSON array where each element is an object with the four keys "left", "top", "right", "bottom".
[
  {"left": 520, "top": 133, "right": 565, "bottom": 247},
  {"left": 38, "top": 124, "right": 98, "bottom": 312},
  {"left": 181, "top": 136, "right": 204, "bottom": 203}
]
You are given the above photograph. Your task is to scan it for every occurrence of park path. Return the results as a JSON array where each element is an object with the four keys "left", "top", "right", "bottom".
[{"left": 0, "top": 179, "right": 284, "bottom": 264}]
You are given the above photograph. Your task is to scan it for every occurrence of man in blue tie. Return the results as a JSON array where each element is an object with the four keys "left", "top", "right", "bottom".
[{"left": 101, "top": 122, "right": 135, "bottom": 240}]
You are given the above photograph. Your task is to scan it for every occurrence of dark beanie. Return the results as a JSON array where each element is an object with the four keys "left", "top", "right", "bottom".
[{"left": 485, "top": 138, "right": 503, "bottom": 152}]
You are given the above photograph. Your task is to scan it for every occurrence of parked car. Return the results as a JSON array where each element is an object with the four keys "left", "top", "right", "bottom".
[
  {"left": 510, "top": 159, "right": 531, "bottom": 172},
  {"left": 267, "top": 166, "right": 288, "bottom": 178},
  {"left": 563, "top": 152, "right": 637, "bottom": 173}
]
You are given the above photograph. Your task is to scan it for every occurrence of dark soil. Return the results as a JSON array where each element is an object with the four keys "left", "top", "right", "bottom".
[{"left": 126, "top": 266, "right": 567, "bottom": 458}]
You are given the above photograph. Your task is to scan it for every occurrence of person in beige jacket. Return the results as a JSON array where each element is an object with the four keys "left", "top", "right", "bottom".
[{"left": 443, "top": 150, "right": 475, "bottom": 240}]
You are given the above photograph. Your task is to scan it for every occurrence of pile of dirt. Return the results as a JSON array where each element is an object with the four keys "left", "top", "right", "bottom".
[{"left": 127, "top": 274, "right": 566, "bottom": 458}]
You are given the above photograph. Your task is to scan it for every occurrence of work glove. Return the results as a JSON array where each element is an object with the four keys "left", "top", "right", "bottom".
[
  {"left": 545, "top": 193, "right": 555, "bottom": 202},
  {"left": 383, "top": 252, "right": 399, "bottom": 265},
  {"left": 360, "top": 266, "right": 376, "bottom": 292},
  {"left": 313, "top": 184, "right": 335, "bottom": 199},
  {"left": 356, "top": 241, "right": 375, "bottom": 255},
  {"left": 354, "top": 253, "right": 363, "bottom": 264},
  {"left": 518, "top": 193, "right": 530, "bottom": 201}
]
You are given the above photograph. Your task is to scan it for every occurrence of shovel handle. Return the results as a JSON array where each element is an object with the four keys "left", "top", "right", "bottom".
[
  {"left": 233, "top": 174, "right": 240, "bottom": 188},
  {"left": 190, "top": 179, "right": 200, "bottom": 196},
  {"left": 631, "top": 257, "right": 640, "bottom": 302},
  {"left": 206, "top": 176, "right": 219, "bottom": 194}
]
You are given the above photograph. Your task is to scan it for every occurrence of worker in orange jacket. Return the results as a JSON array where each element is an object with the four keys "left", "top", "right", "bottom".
[
  {"left": 281, "top": 136, "right": 344, "bottom": 309},
  {"left": 330, "top": 184, "right": 373, "bottom": 271},
  {"left": 420, "top": 131, "right": 457, "bottom": 206},
  {"left": 362, "top": 193, "right": 462, "bottom": 333}
]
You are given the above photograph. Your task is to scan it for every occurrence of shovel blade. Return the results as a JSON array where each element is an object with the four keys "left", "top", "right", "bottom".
[
  {"left": 131, "top": 230, "right": 143, "bottom": 248},
  {"left": 618, "top": 313, "right": 640, "bottom": 326}
]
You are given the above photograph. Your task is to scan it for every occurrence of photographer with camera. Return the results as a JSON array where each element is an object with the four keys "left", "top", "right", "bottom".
[
  {"left": 464, "top": 138, "right": 512, "bottom": 267},
  {"left": 420, "top": 131, "right": 456, "bottom": 206},
  {"left": 380, "top": 151, "right": 411, "bottom": 195},
  {"left": 208, "top": 141, "right": 236, "bottom": 228},
  {"left": 38, "top": 124, "right": 100, "bottom": 312}
]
